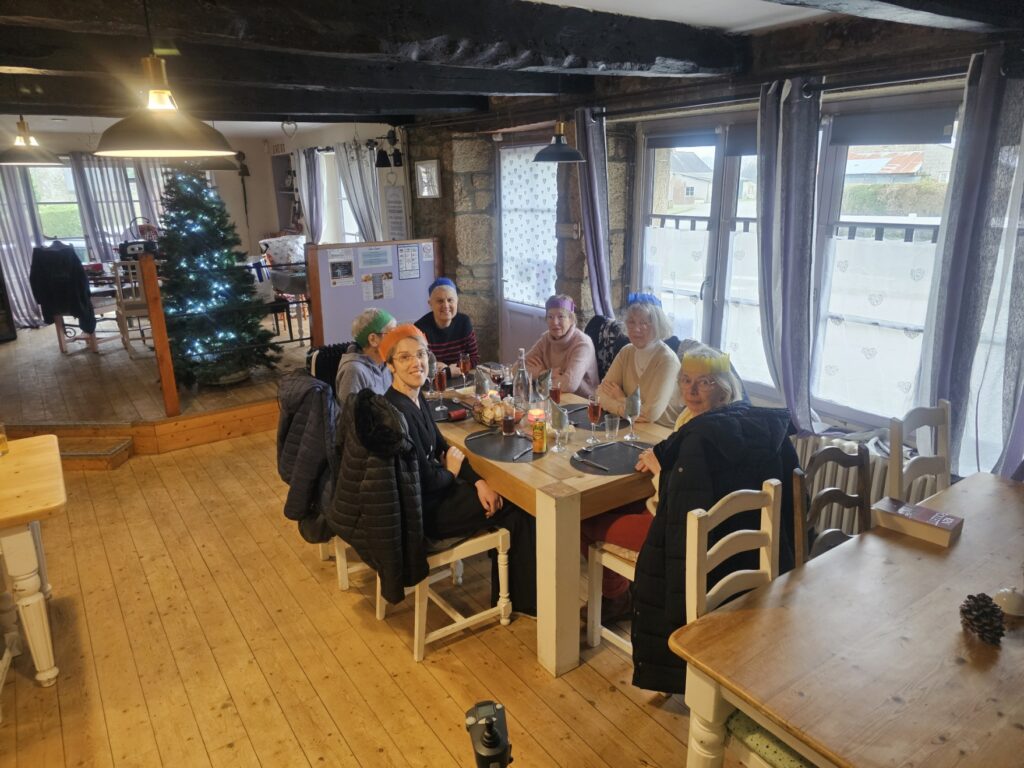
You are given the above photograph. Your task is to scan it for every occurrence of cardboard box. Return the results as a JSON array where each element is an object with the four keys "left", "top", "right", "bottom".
[{"left": 871, "top": 496, "right": 963, "bottom": 547}]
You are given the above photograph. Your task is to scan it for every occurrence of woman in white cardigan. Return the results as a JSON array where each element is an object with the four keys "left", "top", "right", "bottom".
[{"left": 596, "top": 293, "right": 680, "bottom": 424}]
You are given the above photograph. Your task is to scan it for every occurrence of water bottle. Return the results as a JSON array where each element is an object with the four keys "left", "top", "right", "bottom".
[{"left": 512, "top": 348, "right": 531, "bottom": 414}]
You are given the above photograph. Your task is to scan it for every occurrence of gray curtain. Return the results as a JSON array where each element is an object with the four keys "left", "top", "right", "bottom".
[
  {"left": 575, "top": 108, "right": 615, "bottom": 318},
  {"left": 756, "top": 78, "right": 821, "bottom": 433},
  {"left": 0, "top": 167, "right": 44, "bottom": 327},
  {"left": 334, "top": 141, "right": 381, "bottom": 242},
  {"left": 69, "top": 152, "right": 137, "bottom": 262},
  {"left": 919, "top": 49, "right": 1024, "bottom": 474},
  {"left": 293, "top": 148, "right": 324, "bottom": 244},
  {"left": 133, "top": 159, "right": 168, "bottom": 227}
]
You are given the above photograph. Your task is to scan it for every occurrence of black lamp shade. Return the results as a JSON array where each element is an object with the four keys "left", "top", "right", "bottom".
[
  {"left": 533, "top": 121, "right": 585, "bottom": 164},
  {"left": 375, "top": 147, "right": 392, "bottom": 168}
]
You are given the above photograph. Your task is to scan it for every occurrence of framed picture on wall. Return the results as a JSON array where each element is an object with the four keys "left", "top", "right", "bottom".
[{"left": 415, "top": 160, "right": 441, "bottom": 198}]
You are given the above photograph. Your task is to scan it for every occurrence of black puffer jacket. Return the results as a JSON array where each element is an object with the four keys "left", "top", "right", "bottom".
[
  {"left": 631, "top": 402, "right": 799, "bottom": 693},
  {"left": 276, "top": 371, "right": 337, "bottom": 543},
  {"left": 329, "top": 389, "right": 429, "bottom": 604}
]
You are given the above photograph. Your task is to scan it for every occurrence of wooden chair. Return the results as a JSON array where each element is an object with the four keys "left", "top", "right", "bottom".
[
  {"left": 686, "top": 480, "right": 814, "bottom": 768},
  {"left": 375, "top": 529, "right": 510, "bottom": 662},
  {"left": 112, "top": 260, "right": 152, "bottom": 358},
  {"left": 585, "top": 542, "right": 637, "bottom": 655},
  {"left": 888, "top": 400, "right": 951, "bottom": 503},
  {"left": 793, "top": 443, "right": 871, "bottom": 568}
]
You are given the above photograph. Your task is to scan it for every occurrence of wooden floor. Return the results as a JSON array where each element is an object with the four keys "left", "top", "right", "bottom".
[
  {"left": 2, "top": 430, "right": 698, "bottom": 768},
  {"left": 0, "top": 322, "right": 307, "bottom": 425}
]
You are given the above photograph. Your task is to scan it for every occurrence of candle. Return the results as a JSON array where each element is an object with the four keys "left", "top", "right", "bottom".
[{"left": 527, "top": 408, "right": 546, "bottom": 423}]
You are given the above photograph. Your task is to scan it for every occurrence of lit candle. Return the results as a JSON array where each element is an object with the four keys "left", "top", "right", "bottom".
[{"left": 527, "top": 408, "right": 546, "bottom": 423}]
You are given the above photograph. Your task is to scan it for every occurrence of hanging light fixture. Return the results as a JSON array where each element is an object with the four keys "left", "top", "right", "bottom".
[
  {"left": 0, "top": 115, "right": 64, "bottom": 166},
  {"left": 533, "top": 120, "right": 585, "bottom": 164},
  {"left": 95, "top": 0, "right": 233, "bottom": 159}
]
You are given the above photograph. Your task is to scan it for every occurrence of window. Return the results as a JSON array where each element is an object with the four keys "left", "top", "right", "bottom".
[
  {"left": 27, "top": 166, "right": 86, "bottom": 254},
  {"left": 637, "top": 121, "right": 772, "bottom": 386},
  {"left": 337, "top": 177, "right": 363, "bottom": 243},
  {"left": 499, "top": 144, "right": 558, "bottom": 307},
  {"left": 812, "top": 105, "right": 958, "bottom": 423}
]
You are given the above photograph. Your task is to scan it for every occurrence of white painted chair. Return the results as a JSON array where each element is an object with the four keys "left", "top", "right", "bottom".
[
  {"left": 888, "top": 399, "right": 951, "bottom": 503},
  {"left": 327, "top": 536, "right": 463, "bottom": 592},
  {"left": 375, "top": 529, "right": 511, "bottom": 662},
  {"left": 585, "top": 542, "right": 637, "bottom": 655},
  {"left": 686, "top": 479, "right": 813, "bottom": 768},
  {"left": 112, "top": 260, "right": 152, "bottom": 358}
]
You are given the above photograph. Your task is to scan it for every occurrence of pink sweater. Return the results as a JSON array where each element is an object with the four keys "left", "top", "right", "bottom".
[{"left": 525, "top": 326, "right": 600, "bottom": 397}]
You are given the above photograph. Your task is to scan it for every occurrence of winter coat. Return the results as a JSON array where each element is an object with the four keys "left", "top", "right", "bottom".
[
  {"left": 631, "top": 402, "right": 799, "bottom": 693},
  {"left": 329, "top": 389, "right": 429, "bottom": 604},
  {"left": 29, "top": 243, "right": 97, "bottom": 333},
  {"left": 276, "top": 371, "right": 337, "bottom": 544},
  {"left": 334, "top": 351, "right": 392, "bottom": 406}
]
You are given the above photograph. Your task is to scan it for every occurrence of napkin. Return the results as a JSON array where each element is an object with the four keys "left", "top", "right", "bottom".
[
  {"left": 474, "top": 368, "right": 491, "bottom": 395},
  {"left": 549, "top": 401, "right": 569, "bottom": 431},
  {"left": 535, "top": 368, "right": 552, "bottom": 400},
  {"left": 624, "top": 386, "right": 642, "bottom": 419}
]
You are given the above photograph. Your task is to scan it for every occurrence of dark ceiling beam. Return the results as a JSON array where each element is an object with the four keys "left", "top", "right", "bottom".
[
  {"left": 0, "top": 0, "right": 744, "bottom": 76},
  {"left": 0, "top": 75, "right": 486, "bottom": 120},
  {"left": 0, "top": 26, "right": 595, "bottom": 97},
  {"left": 762, "top": 0, "right": 1022, "bottom": 31}
]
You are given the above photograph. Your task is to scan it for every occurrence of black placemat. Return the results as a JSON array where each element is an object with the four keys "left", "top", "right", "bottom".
[
  {"left": 430, "top": 398, "right": 469, "bottom": 422},
  {"left": 566, "top": 404, "right": 596, "bottom": 429},
  {"left": 462, "top": 430, "right": 537, "bottom": 463},
  {"left": 569, "top": 441, "right": 653, "bottom": 475}
]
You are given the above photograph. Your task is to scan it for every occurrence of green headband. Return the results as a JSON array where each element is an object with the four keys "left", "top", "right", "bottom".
[{"left": 355, "top": 310, "right": 395, "bottom": 348}]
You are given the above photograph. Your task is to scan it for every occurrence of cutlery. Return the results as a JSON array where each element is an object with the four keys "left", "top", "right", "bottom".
[
  {"left": 564, "top": 404, "right": 588, "bottom": 414},
  {"left": 513, "top": 445, "right": 533, "bottom": 461},
  {"left": 465, "top": 430, "right": 496, "bottom": 443},
  {"left": 575, "top": 455, "right": 609, "bottom": 471},
  {"left": 620, "top": 441, "right": 648, "bottom": 451},
  {"left": 576, "top": 442, "right": 614, "bottom": 454}
]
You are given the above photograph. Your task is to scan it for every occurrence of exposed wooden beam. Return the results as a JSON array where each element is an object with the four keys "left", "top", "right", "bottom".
[
  {"left": 763, "top": 0, "right": 1022, "bottom": 31},
  {"left": 0, "top": 75, "right": 485, "bottom": 120},
  {"left": 0, "top": 26, "right": 595, "bottom": 97},
  {"left": 0, "top": 0, "right": 743, "bottom": 76}
]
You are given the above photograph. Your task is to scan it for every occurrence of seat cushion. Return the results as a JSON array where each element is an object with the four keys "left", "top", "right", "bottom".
[{"left": 726, "top": 711, "right": 814, "bottom": 768}]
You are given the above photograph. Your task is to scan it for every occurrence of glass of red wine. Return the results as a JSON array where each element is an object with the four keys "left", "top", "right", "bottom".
[
  {"left": 587, "top": 395, "right": 603, "bottom": 445},
  {"left": 459, "top": 352, "right": 472, "bottom": 389},
  {"left": 550, "top": 375, "right": 562, "bottom": 405},
  {"left": 434, "top": 366, "right": 448, "bottom": 413}
]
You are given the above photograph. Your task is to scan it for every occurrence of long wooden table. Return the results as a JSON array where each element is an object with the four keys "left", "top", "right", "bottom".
[
  {"left": 437, "top": 391, "right": 670, "bottom": 676},
  {"left": 0, "top": 435, "right": 64, "bottom": 698},
  {"left": 668, "top": 472, "right": 1024, "bottom": 768}
]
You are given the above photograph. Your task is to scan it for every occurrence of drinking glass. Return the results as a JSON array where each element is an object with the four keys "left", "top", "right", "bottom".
[
  {"left": 490, "top": 365, "right": 506, "bottom": 387},
  {"left": 459, "top": 353, "right": 472, "bottom": 388},
  {"left": 550, "top": 426, "right": 569, "bottom": 453},
  {"left": 587, "top": 395, "right": 603, "bottom": 446},
  {"left": 434, "top": 366, "right": 448, "bottom": 413},
  {"left": 550, "top": 375, "right": 561, "bottom": 405},
  {"left": 501, "top": 401, "right": 517, "bottom": 437},
  {"left": 623, "top": 396, "right": 640, "bottom": 441},
  {"left": 604, "top": 414, "right": 621, "bottom": 441}
]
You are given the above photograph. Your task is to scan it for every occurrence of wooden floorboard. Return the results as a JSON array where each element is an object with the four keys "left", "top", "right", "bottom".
[{"left": 5, "top": 430, "right": 695, "bottom": 767}]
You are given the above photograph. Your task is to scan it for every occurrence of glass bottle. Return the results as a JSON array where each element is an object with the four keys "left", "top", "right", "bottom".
[{"left": 512, "top": 347, "right": 531, "bottom": 414}]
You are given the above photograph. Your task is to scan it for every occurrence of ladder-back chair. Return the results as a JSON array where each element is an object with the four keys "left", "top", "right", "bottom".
[{"left": 794, "top": 443, "right": 871, "bottom": 568}]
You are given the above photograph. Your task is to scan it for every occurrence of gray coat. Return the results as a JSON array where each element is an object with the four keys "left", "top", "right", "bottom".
[{"left": 277, "top": 371, "right": 337, "bottom": 543}]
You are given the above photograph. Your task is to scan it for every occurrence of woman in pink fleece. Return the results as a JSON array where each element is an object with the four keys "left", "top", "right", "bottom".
[{"left": 525, "top": 295, "right": 600, "bottom": 397}]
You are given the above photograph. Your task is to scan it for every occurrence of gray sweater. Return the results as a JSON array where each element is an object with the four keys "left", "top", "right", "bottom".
[{"left": 335, "top": 352, "right": 392, "bottom": 405}]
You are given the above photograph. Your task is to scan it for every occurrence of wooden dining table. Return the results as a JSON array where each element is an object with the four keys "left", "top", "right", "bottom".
[
  {"left": 436, "top": 390, "right": 670, "bottom": 676},
  {"left": 668, "top": 472, "right": 1024, "bottom": 768}
]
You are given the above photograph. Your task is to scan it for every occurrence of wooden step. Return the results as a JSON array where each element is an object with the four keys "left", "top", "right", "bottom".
[{"left": 57, "top": 436, "right": 134, "bottom": 471}]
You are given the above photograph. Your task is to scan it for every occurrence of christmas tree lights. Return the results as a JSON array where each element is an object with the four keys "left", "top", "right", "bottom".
[{"left": 159, "top": 172, "right": 280, "bottom": 385}]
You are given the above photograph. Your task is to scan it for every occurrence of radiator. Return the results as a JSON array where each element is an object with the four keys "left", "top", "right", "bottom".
[{"left": 790, "top": 434, "right": 941, "bottom": 535}]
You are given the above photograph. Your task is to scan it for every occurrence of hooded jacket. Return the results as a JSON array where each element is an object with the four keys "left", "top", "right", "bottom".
[
  {"left": 631, "top": 402, "right": 799, "bottom": 693},
  {"left": 334, "top": 351, "right": 392, "bottom": 405},
  {"left": 276, "top": 371, "right": 337, "bottom": 543},
  {"left": 329, "top": 389, "right": 429, "bottom": 604}
]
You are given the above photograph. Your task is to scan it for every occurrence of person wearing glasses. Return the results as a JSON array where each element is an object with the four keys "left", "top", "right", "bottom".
[
  {"left": 524, "top": 294, "right": 600, "bottom": 397},
  {"left": 596, "top": 293, "right": 680, "bottom": 424},
  {"left": 332, "top": 324, "right": 537, "bottom": 612},
  {"left": 334, "top": 308, "right": 398, "bottom": 405}
]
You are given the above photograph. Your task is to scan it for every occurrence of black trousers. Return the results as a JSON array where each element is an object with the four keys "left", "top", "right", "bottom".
[{"left": 426, "top": 481, "right": 537, "bottom": 616}]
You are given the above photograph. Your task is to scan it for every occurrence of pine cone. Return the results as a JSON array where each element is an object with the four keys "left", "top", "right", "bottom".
[{"left": 960, "top": 593, "right": 1005, "bottom": 646}]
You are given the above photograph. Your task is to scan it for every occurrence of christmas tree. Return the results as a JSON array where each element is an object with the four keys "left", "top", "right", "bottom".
[{"left": 159, "top": 171, "right": 280, "bottom": 386}]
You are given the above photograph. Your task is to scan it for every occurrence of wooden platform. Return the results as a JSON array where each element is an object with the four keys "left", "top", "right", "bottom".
[{"left": 0, "top": 431, "right": 698, "bottom": 767}]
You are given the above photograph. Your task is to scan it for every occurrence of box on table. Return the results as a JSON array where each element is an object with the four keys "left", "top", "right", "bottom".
[{"left": 871, "top": 496, "right": 963, "bottom": 547}]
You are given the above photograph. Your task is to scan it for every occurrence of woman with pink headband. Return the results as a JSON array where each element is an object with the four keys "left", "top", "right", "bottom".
[{"left": 525, "top": 294, "right": 599, "bottom": 397}]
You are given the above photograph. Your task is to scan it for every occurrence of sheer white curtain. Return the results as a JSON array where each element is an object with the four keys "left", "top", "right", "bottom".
[
  {"left": 293, "top": 148, "right": 324, "bottom": 244},
  {"left": 69, "top": 152, "right": 137, "bottom": 262},
  {"left": 0, "top": 167, "right": 44, "bottom": 327},
  {"left": 133, "top": 159, "right": 168, "bottom": 226},
  {"left": 334, "top": 141, "right": 382, "bottom": 242}
]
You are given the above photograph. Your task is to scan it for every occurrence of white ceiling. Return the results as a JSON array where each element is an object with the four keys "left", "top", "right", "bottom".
[{"left": 528, "top": 0, "right": 828, "bottom": 32}]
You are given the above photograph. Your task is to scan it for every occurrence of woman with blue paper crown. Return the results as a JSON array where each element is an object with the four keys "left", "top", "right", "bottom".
[{"left": 596, "top": 293, "right": 680, "bottom": 424}]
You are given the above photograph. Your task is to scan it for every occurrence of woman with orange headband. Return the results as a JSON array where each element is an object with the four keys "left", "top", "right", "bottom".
[{"left": 524, "top": 294, "right": 599, "bottom": 397}]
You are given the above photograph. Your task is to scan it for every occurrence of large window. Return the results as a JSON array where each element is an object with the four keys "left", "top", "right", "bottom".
[
  {"left": 637, "top": 122, "right": 772, "bottom": 386},
  {"left": 812, "top": 105, "right": 958, "bottom": 422},
  {"left": 499, "top": 144, "right": 558, "bottom": 307},
  {"left": 27, "top": 166, "right": 85, "bottom": 246}
]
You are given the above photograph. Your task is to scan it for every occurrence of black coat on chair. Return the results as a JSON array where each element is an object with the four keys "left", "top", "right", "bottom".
[{"left": 28, "top": 243, "right": 97, "bottom": 333}]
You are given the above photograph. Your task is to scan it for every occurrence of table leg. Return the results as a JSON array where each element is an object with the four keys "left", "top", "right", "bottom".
[
  {"left": 30, "top": 521, "right": 52, "bottom": 599},
  {"left": 534, "top": 490, "right": 581, "bottom": 676},
  {"left": 684, "top": 666, "right": 733, "bottom": 768},
  {"left": 0, "top": 528, "right": 58, "bottom": 687}
]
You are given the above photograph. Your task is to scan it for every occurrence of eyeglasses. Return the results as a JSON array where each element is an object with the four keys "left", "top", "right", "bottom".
[
  {"left": 680, "top": 375, "right": 718, "bottom": 391},
  {"left": 625, "top": 319, "right": 651, "bottom": 329},
  {"left": 393, "top": 350, "right": 429, "bottom": 365}
]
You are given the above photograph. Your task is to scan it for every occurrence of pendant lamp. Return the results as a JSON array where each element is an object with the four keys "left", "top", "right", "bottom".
[
  {"left": 533, "top": 121, "right": 585, "bottom": 164},
  {"left": 95, "top": 54, "right": 234, "bottom": 159},
  {"left": 0, "top": 115, "right": 64, "bottom": 166}
]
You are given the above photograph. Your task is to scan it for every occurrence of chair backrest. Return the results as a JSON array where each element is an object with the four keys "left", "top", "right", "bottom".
[
  {"left": 306, "top": 341, "right": 357, "bottom": 393},
  {"left": 685, "top": 479, "right": 782, "bottom": 623},
  {"left": 888, "top": 399, "right": 951, "bottom": 502},
  {"left": 113, "top": 260, "right": 148, "bottom": 311},
  {"left": 583, "top": 314, "right": 628, "bottom": 380},
  {"left": 793, "top": 443, "right": 871, "bottom": 568}
]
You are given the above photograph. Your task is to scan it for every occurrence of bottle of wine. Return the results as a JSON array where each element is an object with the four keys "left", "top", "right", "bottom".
[{"left": 512, "top": 347, "right": 531, "bottom": 413}]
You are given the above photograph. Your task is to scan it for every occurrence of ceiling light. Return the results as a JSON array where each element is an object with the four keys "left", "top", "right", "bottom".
[
  {"left": 533, "top": 121, "right": 585, "bottom": 164},
  {"left": 0, "top": 115, "right": 64, "bottom": 166},
  {"left": 95, "top": 54, "right": 234, "bottom": 158}
]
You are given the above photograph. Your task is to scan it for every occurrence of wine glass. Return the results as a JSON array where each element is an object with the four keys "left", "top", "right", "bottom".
[
  {"left": 459, "top": 352, "right": 472, "bottom": 389},
  {"left": 587, "top": 395, "right": 603, "bottom": 446},
  {"left": 425, "top": 351, "right": 438, "bottom": 401},
  {"left": 623, "top": 393, "right": 641, "bottom": 441},
  {"left": 434, "top": 365, "right": 449, "bottom": 413}
]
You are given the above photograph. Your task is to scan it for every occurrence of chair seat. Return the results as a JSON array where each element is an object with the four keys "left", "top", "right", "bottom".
[
  {"left": 596, "top": 541, "right": 639, "bottom": 563},
  {"left": 726, "top": 710, "right": 813, "bottom": 768}
]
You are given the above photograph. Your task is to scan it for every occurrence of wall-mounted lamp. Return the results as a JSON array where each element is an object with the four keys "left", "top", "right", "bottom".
[{"left": 367, "top": 128, "right": 403, "bottom": 168}]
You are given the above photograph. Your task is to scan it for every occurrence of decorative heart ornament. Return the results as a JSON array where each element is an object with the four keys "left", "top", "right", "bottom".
[{"left": 281, "top": 120, "right": 298, "bottom": 138}]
